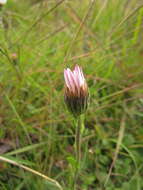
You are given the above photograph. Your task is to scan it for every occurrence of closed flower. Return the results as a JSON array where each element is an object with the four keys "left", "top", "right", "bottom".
[{"left": 64, "top": 65, "right": 89, "bottom": 116}]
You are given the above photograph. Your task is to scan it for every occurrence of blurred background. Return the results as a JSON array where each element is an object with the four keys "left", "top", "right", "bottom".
[{"left": 0, "top": 0, "right": 143, "bottom": 189}]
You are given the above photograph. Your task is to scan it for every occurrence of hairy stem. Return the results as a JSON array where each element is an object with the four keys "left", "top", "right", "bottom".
[
  {"left": 74, "top": 114, "right": 84, "bottom": 189},
  {"left": 76, "top": 115, "right": 82, "bottom": 164}
]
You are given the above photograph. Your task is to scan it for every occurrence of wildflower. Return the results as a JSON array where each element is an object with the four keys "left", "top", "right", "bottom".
[
  {"left": 10, "top": 53, "right": 18, "bottom": 65},
  {"left": 64, "top": 65, "right": 89, "bottom": 116}
]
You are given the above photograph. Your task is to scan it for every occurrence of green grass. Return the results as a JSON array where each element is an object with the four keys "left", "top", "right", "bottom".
[{"left": 0, "top": 0, "right": 143, "bottom": 189}]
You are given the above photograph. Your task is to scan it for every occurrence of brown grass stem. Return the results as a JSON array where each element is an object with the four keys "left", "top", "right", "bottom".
[{"left": 0, "top": 156, "right": 63, "bottom": 190}]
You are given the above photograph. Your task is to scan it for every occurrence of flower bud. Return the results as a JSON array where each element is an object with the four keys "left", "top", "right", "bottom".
[
  {"left": 64, "top": 65, "right": 89, "bottom": 117},
  {"left": 10, "top": 53, "right": 18, "bottom": 65}
]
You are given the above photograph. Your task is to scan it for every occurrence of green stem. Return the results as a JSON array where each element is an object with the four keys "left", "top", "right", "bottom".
[
  {"left": 74, "top": 114, "right": 84, "bottom": 189},
  {"left": 76, "top": 115, "right": 82, "bottom": 165}
]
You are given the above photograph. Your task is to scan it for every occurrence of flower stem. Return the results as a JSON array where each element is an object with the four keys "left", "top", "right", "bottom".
[
  {"left": 75, "top": 115, "right": 82, "bottom": 165},
  {"left": 74, "top": 114, "right": 84, "bottom": 189}
]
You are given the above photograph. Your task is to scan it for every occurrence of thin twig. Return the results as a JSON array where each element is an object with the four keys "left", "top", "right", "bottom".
[
  {"left": 64, "top": 0, "right": 96, "bottom": 65},
  {"left": 104, "top": 115, "right": 126, "bottom": 186},
  {"left": 0, "top": 156, "right": 63, "bottom": 190},
  {"left": 12, "top": 0, "right": 65, "bottom": 46}
]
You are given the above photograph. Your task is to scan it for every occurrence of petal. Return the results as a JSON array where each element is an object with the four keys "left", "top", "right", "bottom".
[
  {"left": 65, "top": 69, "right": 76, "bottom": 92},
  {"left": 79, "top": 67, "right": 85, "bottom": 83},
  {"left": 74, "top": 65, "right": 85, "bottom": 86},
  {"left": 73, "top": 69, "right": 80, "bottom": 89},
  {"left": 64, "top": 69, "right": 70, "bottom": 88}
]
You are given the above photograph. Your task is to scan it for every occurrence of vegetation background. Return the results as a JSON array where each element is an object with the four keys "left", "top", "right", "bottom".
[{"left": 0, "top": 0, "right": 143, "bottom": 189}]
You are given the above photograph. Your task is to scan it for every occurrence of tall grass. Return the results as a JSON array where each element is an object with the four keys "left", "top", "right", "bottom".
[{"left": 0, "top": 0, "right": 143, "bottom": 189}]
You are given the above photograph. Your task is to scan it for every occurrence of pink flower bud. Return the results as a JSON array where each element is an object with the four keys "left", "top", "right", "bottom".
[
  {"left": 10, "top": 53, "right": 17, "bottom": 60},
  {"left": 64, "top": 65, "right": 89, "bottom": 116}
]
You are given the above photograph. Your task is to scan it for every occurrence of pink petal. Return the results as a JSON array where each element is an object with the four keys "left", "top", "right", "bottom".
[
  {"left": 64, "top": 69, "right": 70, "bottom": 88},
  {"left": 73, "top": 69, "right": 80, "bottom": 88},
  {"left": 64, "top": 68, "right": 75, "bottom": 92},
  {"left": 64, "top": 65, "right": 86, "bottom": 96},
  {"left": 74, "top": 65, "right": 85, "bottom": 86}
]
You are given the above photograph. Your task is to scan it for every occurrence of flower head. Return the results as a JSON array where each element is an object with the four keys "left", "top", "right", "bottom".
[{"left": 64, "top": 65, "right": 89, "bottom": 116}]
